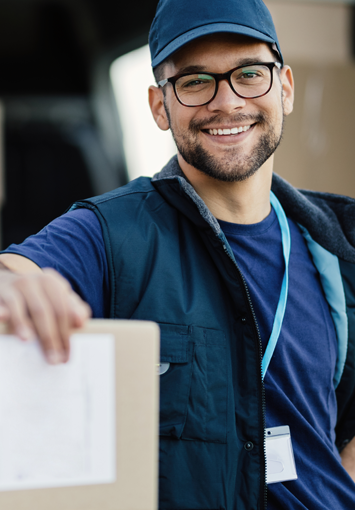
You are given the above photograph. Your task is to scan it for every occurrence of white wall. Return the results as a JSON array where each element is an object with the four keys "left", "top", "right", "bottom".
[{"left": 110, "top": 45, "right": 176, "bottom": 181}]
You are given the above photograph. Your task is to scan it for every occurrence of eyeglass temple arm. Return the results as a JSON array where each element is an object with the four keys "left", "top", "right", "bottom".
[{"left": 158, "top": 78, "right": 168, "bottom": 87}]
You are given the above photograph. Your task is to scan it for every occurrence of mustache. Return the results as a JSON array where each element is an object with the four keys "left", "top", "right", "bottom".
[{"left": 189, "top": 112, "right": 267, "bottom": 132}]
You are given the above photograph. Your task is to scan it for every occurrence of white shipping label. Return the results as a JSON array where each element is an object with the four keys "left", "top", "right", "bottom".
[{"left": 0, "top": 334, "right": 116, "bottom": 491}]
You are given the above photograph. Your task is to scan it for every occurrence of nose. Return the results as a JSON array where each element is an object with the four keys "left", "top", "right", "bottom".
[{"left": 207, "top": 79, "right": 247, "bottom": 114}]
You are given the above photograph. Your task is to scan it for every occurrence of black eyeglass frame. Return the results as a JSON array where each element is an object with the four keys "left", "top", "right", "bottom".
[{"left": 158, "top": 61, "right": 282, "bottom": 107}]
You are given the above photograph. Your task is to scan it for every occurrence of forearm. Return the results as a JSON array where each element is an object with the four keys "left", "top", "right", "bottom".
[
  {"left": 340, "top": 436, "right": 355, "bottom": 482},
  {"left": 0, "top": 253, "right": 42, "bottom": 273}
]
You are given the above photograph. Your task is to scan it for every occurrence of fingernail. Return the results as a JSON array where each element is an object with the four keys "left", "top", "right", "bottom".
[
  {"left": 17, "top": 326, "right": 36, "bottom": 342},
  {"left": 62, "top": 351, "right": 70, "bottom": 363},
  {"left": 46, "top": 350, "right": 64, "bottom": 365}
]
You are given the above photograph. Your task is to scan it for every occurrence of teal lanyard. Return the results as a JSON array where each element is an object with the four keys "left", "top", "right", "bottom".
[{"left": 261, "top": 191, "right": 291, "bottom": 379}]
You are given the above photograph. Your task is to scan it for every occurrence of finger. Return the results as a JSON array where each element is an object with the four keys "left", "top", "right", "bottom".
[
  {"left": 0, "top": 303, "right": 10, "bottom": 322},
  {"left": 18, "top": 279, "right": 65, "bottom": 364},
  {"left": 0, "top": 289, "right": 36, "bottom": 341},
  {"left": 41, "top": 270, "right": 91, "bottom": 358},
  {"left": 40, "top": 273, "right": 71, "bottom": 361},
  {"left": 68, "top": 292, "right": 92, "bottom": 328},
  {"left": 42, "top": 268, "right": 91, "bottom": 327}
]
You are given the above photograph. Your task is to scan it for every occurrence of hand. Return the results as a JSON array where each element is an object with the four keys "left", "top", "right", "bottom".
[
  {"left": 340, "top": 436, "right": 355, "bottom": 483},
  {"left": 0, "top": 268, "right": 91, "bottom": 364}
]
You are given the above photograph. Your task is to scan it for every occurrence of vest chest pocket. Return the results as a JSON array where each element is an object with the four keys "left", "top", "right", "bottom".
[{"left": 159, "top": 324, "right": 227, "bottom": 444}]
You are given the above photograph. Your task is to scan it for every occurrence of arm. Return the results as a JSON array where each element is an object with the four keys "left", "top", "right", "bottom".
[
  {"left": 0, "top": 253, "right": 91, "bottom": 363},
  {"left": 340, "top": 436, "right": 355, "bottom": 482}
]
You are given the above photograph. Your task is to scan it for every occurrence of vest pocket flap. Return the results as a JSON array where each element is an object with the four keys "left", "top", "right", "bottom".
[
  {"left": 158, "top": 324, "right": 191, "bottom": 438},
  {"left": 158, "top": 324, "right": 227, "bottom": 443},
  {"left": 159, "top": 324, "right": 189, "bottom": 363}
]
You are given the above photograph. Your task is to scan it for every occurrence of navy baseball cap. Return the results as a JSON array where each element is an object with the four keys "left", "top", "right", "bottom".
[{"left": 149, "top": 0, "right": 283, "bottom": 68}]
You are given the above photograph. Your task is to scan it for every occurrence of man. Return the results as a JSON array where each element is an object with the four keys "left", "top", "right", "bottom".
[{"left": 0, "top": 0, "right": 355, "bottom": 508}]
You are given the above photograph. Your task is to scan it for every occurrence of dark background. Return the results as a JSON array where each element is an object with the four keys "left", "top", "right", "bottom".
[
  {"left": 1, "top": 0, "right": 355, "bottom": 248},
  {"left": 0, "top": 0, "right": 158, "bottom": 248}
]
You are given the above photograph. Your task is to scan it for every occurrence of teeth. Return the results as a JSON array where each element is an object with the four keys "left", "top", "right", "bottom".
[{"left": 208, "top": 125, "right": 251, "bottom": 136}]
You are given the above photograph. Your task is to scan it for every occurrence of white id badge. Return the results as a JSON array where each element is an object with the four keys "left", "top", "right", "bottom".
[{"left": 265, "top": 426, "right": 298, "bottom": 484}]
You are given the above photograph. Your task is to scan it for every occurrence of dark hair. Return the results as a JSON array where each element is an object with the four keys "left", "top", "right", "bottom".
[
  {"left": 270, "top": 46, "right": 283, "bottom": 67},
  {"left": 153, "top": 60, "right": 168, "bottom": 84}
]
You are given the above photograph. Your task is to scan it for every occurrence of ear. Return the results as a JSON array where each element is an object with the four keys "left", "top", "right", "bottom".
[
  {"left": 280, "top": 65, "right": 294, "bottom": 116},
  {"left": 148, "top": 85, "right": 170, "bottom": 131}
]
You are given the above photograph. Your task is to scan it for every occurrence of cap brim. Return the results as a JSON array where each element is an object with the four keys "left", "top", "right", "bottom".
[{"left": 151, "top": 22, "right": 279, "bottom": 68}]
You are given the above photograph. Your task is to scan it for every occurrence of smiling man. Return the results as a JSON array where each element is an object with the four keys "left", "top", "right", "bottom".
[
  {"left": 1, "top": 0, "right": 355, "bottom": 508},
  {"left": 151, "top": 36, "right": 287, "bottom": 187}
]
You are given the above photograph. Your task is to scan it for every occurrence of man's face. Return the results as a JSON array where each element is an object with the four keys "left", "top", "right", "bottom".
[{"left": 158, "top": 34, "right": 292, "bottom": 182}]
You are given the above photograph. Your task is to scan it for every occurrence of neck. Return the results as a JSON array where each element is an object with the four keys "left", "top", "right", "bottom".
[{"left": 178, "top": 154, "right": 274, "bottom": 225}]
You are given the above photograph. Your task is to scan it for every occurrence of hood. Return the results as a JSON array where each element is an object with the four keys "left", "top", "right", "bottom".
[{"left": 152, "top": 155, "right": 355, "bottom": 263}]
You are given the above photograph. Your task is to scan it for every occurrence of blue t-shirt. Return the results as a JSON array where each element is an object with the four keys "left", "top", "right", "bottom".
[
  {"left": 218, "top": 208, "right": 355, "bottom": 509},
  {"left": 4, "top": 207, "right": 355, "bottom": 508},
  {"left": 4, "top": 209, "right": 110, "bottom": 319}
]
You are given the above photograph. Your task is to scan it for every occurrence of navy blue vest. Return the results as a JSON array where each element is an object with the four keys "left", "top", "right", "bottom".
[
  {"left": 72, "top": 164, "right": 355, "bottom": 510},
  {"left": 75, "top": 176, "right": 266, "bottom": 509}
]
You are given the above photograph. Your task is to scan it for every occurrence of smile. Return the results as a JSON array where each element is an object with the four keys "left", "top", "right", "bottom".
[{"left": 207, "top": 125, "right": 252, "bottom": 136}]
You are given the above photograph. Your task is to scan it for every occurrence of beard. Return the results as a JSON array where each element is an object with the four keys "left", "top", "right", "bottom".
[{"left": 165, "top": 104, "right": 284, "bottom": 182}]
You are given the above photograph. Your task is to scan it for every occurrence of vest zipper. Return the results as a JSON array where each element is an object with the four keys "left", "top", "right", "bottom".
[{"left": 222, "top": 243, "right": 267, "bottom": 510}]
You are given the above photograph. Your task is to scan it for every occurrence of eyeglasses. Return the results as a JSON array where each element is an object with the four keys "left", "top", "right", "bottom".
[{"left": 158, "top": 62, "right": 282, "bottom": 107}]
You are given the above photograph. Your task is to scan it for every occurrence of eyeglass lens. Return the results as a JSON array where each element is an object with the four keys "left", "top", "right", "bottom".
[{"left": 175, "top": 64, "right": 272, "bottom": 106}]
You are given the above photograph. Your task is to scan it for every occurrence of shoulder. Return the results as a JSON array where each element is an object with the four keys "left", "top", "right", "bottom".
[
  {"left": 78, "top": 177, "right": 157, "bottom": 207},
  {"left": 272, "top": 173, "right": 355, "bottom": 263},
  {"left": 42, "top": 208, "right": 105, "bottom": 250},
  {"left": 52, "top": 207, "right": 102, "bottom": 231},
  {"left": 3, "top": 207, "right": 105, "bottom": 263},
  {"left": 71, "top": 177, "right": 175, "bottom": 234},
  {"left": 272, "top": 173, "right": 355, "bottom": 211}
]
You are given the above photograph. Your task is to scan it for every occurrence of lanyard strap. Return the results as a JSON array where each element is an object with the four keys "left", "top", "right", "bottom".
[{"left": 261, "top": 191, "right": 291, "bottom": 379}]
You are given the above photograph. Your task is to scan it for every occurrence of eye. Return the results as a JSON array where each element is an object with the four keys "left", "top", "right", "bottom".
[
  {"left": 183, "top": 79, "right": 208, "bottom": 88},
  {"left": 232, "top": 65, "right": 270, "bottom": 80},
  {"left": 232, "top": 65, "right": 268, "bottom": 85},
  {"left": 177, "top": 74, "right": 215, "bottom": 90},
  {"left": 238, "top": 68, "right": 264, "bottom": 80},
  {"left": 241, "top": 71, "right": 260, "bottom": 79}
]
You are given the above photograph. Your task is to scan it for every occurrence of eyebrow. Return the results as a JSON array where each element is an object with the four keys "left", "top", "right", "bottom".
[
  {"left": 176, "top": 57, "right": 269, "bottom": 75},
  {"left": 176, "top": 65, "right": 208, "bottom": 74}
]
